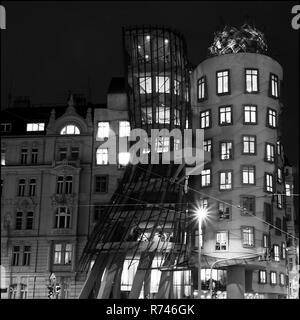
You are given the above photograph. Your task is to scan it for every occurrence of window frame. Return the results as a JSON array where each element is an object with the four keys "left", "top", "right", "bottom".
[
  {"left": 96, "top": 148, "right": 109, "bottom": 165},
  {"left": 273, "top": 244, "right": 280, "bottom": 262},
  {"left": 216, "top": 69, "right": 230, "bottom": 96},
  {"left": 219, "top": 140, "right": 234, "bottom": 161},
  {"left": 269, "top": 73, "right": 279, "bottom": 99},
  {"left": 264, "top": 173, "right": 274, "bottom": 193},
  {"left": 197, "top": 75, "right": 208, "bottom": 102},
  {"left": 266, "top": 108, "right": 277, "bottom": 128},
  {"left": 218, "top": 201, "right": 232, "bottom": 220},
  {"left": 218, "top": 105, "right": 233, "bottom": 126},
  {"left": 245, "top": 68, "right": 259, "bottom": 94},
  {"left": 60, "top": 124, "right": 80, "bottom": 135},
  {"left": 243, "top": 105, "right": 257, "bottom": 125},
  {"left": 54, "top": 206, "right": 71, "bottom": 229},
  {"left": 97, "top": 121, "right": 110, "bottom": 139},
  {"left": 200, "top": 110, "right": 211, "bottom": 129},
  {"left": 219, "top": 170, "right": 233, "bottom": 191},
  {"left": 240, "top": 195, "right": 256, "bottom": 216},
  {"left": 215, "top": 230, "right": 229, "bottom": 251},
  {"left": 241, "top": 226, "right": 255, "bottom": 248},
  {"left": 200, "top": 168, "right": 212, "bottom": 188},
  {"left": 258, "top": 270, "right": 267, "bottom": 284},
  {"left": 241, "top": 165, "right": 256, "bottom": 185},
  {"left": 94, "top": 175, "right": 108, "bottom": 193},
  {"left": 264, "top": 143, "right": 275, "bottom": 163},
  {"left": 242, "top": 135, "right": 256, "bottom": 155}
]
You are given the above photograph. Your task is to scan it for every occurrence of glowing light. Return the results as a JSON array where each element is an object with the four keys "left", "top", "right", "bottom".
[
  {"left": 145, "top": 55, "right": 149, "bottom": 59},
  {"left": 146, "top": 35, "right": 150, "bottom": 41},
  {"left": 118, "top": 152, "right": 130, "bottom": 166},
  {"left": 164, "top": 39, "right": 169, "bottom": 44},
  {"left": 196, "top": 207, "right": 208, "bottom": 221}
]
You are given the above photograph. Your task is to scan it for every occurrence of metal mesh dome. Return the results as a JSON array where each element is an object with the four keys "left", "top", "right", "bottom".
[{"left": 208, "top": 24, "right": 268, "bottom": 56}]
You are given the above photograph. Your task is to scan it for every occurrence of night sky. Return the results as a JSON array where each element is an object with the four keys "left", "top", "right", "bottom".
[{"left": 1, "top": 1, "right": 299, "bottom": 187}]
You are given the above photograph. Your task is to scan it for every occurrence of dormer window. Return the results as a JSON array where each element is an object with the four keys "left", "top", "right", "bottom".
[
  {"left": 60, "top": 125, "right": 80, "bottom": 135},
  {"left": 26, "top": 123, "right": 45, "bottom": 132}
]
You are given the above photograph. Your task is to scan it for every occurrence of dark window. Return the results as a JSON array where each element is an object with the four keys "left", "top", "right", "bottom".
[
  {"left": 216, "top": 70, "right": 230, "bottom": 95},
  {"left": 18, "top": 179, "right": 26, "bottom": 196},
  {"left": 21, "top": 148, "right": 28, "bottom": 165},
  {"left": 270, "top": 73, "right": 279, "bottom": 98},
  {"left": 243, "top": 105, "right": 257, "bottom": 124},
  {"left": 15, "top": 212, "right": 23, "bottom": 230},
  {"left": 65, "top": 176, "right": 73, "bottom": 194},
  {"left": 220, "top": 141, "right": 233, "bottom": 160},
  {"left": 59, "top": 147, "right": 68, "bottom": 161},
  {"left": 12, "top": 246, "right": 20, "bottom": 266},
  {"left": 200, "top": 110, "right": 211, "bottom": 128},
  {"left": 240, "top": 196, "right": 255, "bottom": 215},
  {"left": 23, "top": 246, "right": 31, "bottom": 266},
  {"left": 55, "top": 207, "right": 71, "bottom": 229},
  {"left": 203, "top": 139, "right": 212, "bottom": 153},
  {"left": 31, "top": 148, "right": 38, "bottom": 164},
  {"left": 95, "top": 175, "right": 108, "bottom": 193},
  {"left": 275, "top": 218, "right": 281, "bottom": 236},
  {"left": 219, "top": 106, "right": 232, "bottom": 125},
  {"left": 218, "top": 201, "right": 231, "bottom": 220},
  {"left": 71, "top": 147, "right": 80, "bottom": 160},
  {"left": 0, "top": 123, "right": 12, "bottom": 132},
  {"left": 245, "top": 69, "right": 259, "bottom": 93},
  {"left": 264, "top": 203, "right": 273, "bottom": 224},
  {"left": 29, "top": 178, "right": 36, "bottom": 197},
  {"left": 26, "top": 212, "right": 34, "bottom": 230},
  {"left": 56, "top": 176, "right": 64, "bottom": 194},
  {"left": 197, "top": 76, "right": 207, "bottom": 101},
  {"left": 94, "top": 205, "right": 106, "bottom": 221}
]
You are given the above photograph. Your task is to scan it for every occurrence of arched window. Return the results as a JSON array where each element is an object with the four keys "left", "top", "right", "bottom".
[
  {"left": 60, "top": 125, "right": 80, "bottom": 135},
  {"left": 55, "top": 207, "right": 71, "bottom": 229}
]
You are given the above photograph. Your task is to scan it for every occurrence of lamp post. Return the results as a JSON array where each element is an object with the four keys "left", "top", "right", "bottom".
[{"left": 197, "top": 208, "right": 207, "bottom": 299}]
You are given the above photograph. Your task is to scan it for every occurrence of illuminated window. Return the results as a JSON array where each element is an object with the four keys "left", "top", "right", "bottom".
[
  {"left": 174, "top": 109, "right": 180, "bottom": 125},
  {"left": 219, "top": 106, "right": 232, "bottom": 125},
  {"left": 220, "top": 141, "right": 233, "bottom": 160},
  {"left": 270, "top": 73, "right": 279, "bottom": 98},
  {"left": 60, "top": 125, "right": 80, "bottom": 135},
  {"left": 119, "top": 121, "right": 130, "bottom": 137},
  {"left": 242, "top": 226, "right": 255, "bottom": 247},
  {"left": 273, "top": 244, "right": 280, "bottom": 261},
  {"left": 242, "top": 135, "right": 256, "bottom": 154},
  {"left": 204, "top": 139, "right": 212, "bottom": 153},
  {"left": 31, "top": 148, "right": 38, "bottom": 164},
  {"left": 218, "top": 202, "right": 231, "bottom": 220},
  {"left": 245, "top": 69, "right": 259, "bottom": 93},
  {"left": 277, "top": 193, "right": 283, "bottom": 209},
  {"left": 242, "top": 165, "right": 255, "bottom": 185},
  {"left": 201, "top": 169, "right": 211, "bottom": 187},
  {"left": 200, "top": 110, "right": 211, "bottom": 128},
  {"left": 21, "top": 148, "right": 28, "bottom": 164},
  {"left": 240, "top": 196, "right": 255, "bottom": 215},
  {"left": 279, "top": 273, "right": 285, "bottom": 286},
  {"left": 215, "top": 231, "right": 228, "bottom": 251},
  {"left": 118, "top": 152, "right": 130, "bottom": 167},
  {"left": 54, "top": 244, "right": 62, "bottom": 264},
  {"left": 121, "top": 259, "right": 139, "bottom": 291},
  {"left": 22, "top": 246, "right": 31, "bottom": 266},
  {"left": 1, "top": 148, "right": 5, "bottom": 166},
  {"left": 65, "top": 244, "right": 72, "bottom": 264},
  {"left": 216, "top": 70, "right": 230, "bottom": 94},
  {"left": 155, "top": 136, "right": 169, "bottom": 153},
  {"left": 219, "top": 171, "right": 232, "bottom": 190},
  {"left": 285, "top": 184, "right": 291, "bottom": 196},
  {"left": 197, "top": 76, "right": 207, "bottom": 100},
  {"left": 277, "top": 168, "right": 283, "bottom": 184},
  {"left": 28, "top": 178, "right": 36, "bottom": 196},
  {"left": 139, "top": 77, "right": 152, "bottom": 94},
  {"left": 265, "top": 143, "right": 275, "bottom": 162},
  {"left": 26, "top": 123, "right": 45, "bottom": 132},
  {"left": 20, "top": 283, "right": 28, "bottom": 299},
  {"left": 96, "top": 148, "right": 108, "bottom": 165},
  {"left": 18, "top": 179, "right": 26, "bottom": 196},
  {"left": 156, "top": 105, "right": 170, "bottom": 124},
  {"left": 243, "top": 105, "right": 257, "bottom": 124},
  {"left": 97, "top": 122, "right": 109, "bottom": 139},
  {"left": 174, "top": 80, "right": 180, "bottom": 95},
  {"left": 281, "top": 243, "right": 286, "bottom": 259},
  {"left": 267, "top": 108, "right": 277, "bottom": 128},
  {"left": 53, "top": 244, "right": 72, "bottom": 265},
  {"left": 276, "top": 141, "right": 282, "bottom": 155},
  {"left": 265, "top": 173, "right": 273, "bottom": 193},
  {"left": 199, "top": 198, "right": 209, "bottom": 209},
  {"left": 55, "top": 207, "right": 71, "bottom": 229},
  {"left": 156, "top": 76, "right": 170, "bottom": 93},
  {"left": 15, "top": 212, "right": 23, "bottom": 230},
  {"left": 262, "top": 234, "right": 269, "bottom": 248},
  {"left": 259, "top": 270, "right": 266, "bottom": 284}
]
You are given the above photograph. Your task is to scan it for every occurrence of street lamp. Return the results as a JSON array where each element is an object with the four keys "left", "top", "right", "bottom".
[{"left": 196, "top": 207, "right": 208, "bottom": 299}]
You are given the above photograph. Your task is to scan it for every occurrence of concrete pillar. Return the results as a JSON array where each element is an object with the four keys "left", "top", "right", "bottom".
[{"left": 226, "top": 266, "right": 245, "bottom": 299}]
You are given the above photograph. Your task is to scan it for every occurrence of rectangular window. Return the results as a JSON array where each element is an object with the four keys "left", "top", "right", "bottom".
[
  {"left": 23, "top": 246, "right": 31, "bottom": 266},
  {"left": 197, "top": 76, "right": 207, "bottom": 101},
  {"left": 276, "top": 141, "right": 282, "bottom": 156},
  {"left": 285, "top": 184, "right": 291, "bottom": 196},
  {"left": 200, "top": 110, "right": 211, "bottom": 128},
  {"left": 65, "top": 176, "right": 73, "bottom": 194},
  {"left": 97, "top": 122, "right": 109, "bottom": 139},
  {"left": 94, "top": 205, "right": 106, "bottom": 221},
  {"left": 217, "top": 70, "right": 230, "bottom": 94},
  {"left": 119, "top": 121, "right": 131, "bottom": 137},
  {"left": 240, "top": 196, "right": 255, "bottom": 215},
  {"left": 20, "top": 283, "right": 28, "bottom": 299},
  {"left": 174, "top": 109, "right": 181, "bottom": 126},
  {"left": 277, "top": 168, "right": 282, "bottom": 184},
  {"left": 54, "top": 244, "right": 62, "bottom": 264},
  {"left": 155, "top": 136, "right": 169, "bottom": 153},
  {"left": 26, "top": 212, "right": 34, "bottom": 230},
  {"left": 95, "top": 175, "right": 108, "bottom": 193},
  {"left": 275, "top": 218, "right": 281, "bottom": 236},
  {"left": 219, "top": 171, "right": 232, "bottom": 190},
  {"left": 26, "top": 123, "right": 45, "bottom": 132},
  {"left": 264, "top": 203, "right": 273, "bottom": 224},
  {"left": 277, "top": 193, "right": 283, "bottom": 209},
  {"left": 21, "top": 148, "right": 28, "bottom": 165},
  {"left": 64, "top": 244, "right": 72, "bottom": 265},
  {"left": 265, "top": 143, "right": 275, "bottom": 162},
  {"left": 56, "top": 176, "right": 64, "bottom": 194},
  {"left": 201, "top": 169, "right": 211, "bottom": 187},
  {"left": 265, "top": 173, "right": 273, "bottom": 193},
  {"left": 28, "top": 178, "right": 36, "bottom": 197},
  {"left": 31, "top": 148, "right": 38, "bottom": 164},
  {"left": 267, "top": 108, "right": 277, "bottom": 128},
  {"left": 203, "top": 139, "right": 212, "bottom": 153},
  {"left": 1, "top": 148, "right": 5, "bottom": 166},
  {"left": 273, "top": 244, "right": 280, "bottom": 261},
  {"left": 199, "top": 198, "right": 209, "bottom": 209},
  {"left": 15, "top": 212, "right": 23, "bottom": 230},
  {"left": 279, "top": 273, "right": 285, "bottom": 286},
  {"left": 281, "top": 243, "right": 286, "bottom": 259},
  {"left": 259, "top": 270, "right": 267, "bottom": 284},
  {"left": 218, "top": 201, "right": 231, "bottom": 220},
  {"left": 155, "top": 76, "right": 170, "bottom": 93},
  {"left": 1, "top": 123, "right": 12, "bottom": 132},
  {"left": 59, "top": 147, "right": 68, "bottom": 161},
  {"left": 141, "top": 107, "right": 153, "bottom": 124},
  {"left": 220, "top": 141, "right": 233, "bottom": 160},
  {"left": 243, "top": 105, "right": 257, "bottom": 124},
  {"left": 70, "top": 147, "right": 80, "bottom": 160},
  {"left": 262, "top": 234, "right": 269, "bottom": 248},
  {"left": 139, "top": 76, "right": 152, "bottom": 94},
  {"left": 245, "top": 69, "right": 259, "bottom": 93},
  {"left": 55, "top": 207, "right": 71, "bottom": 229},
  {"left": 54, "top": 243, "right": 72, "bottom": 265},
  {"left": 215, "top": 231, "right": 228, "bottom": 251},
  {"left": 18, "top": 179, "right": 26, "bottom": 196},
  {"left": 12, "top": 246, "right": 20, "bottom": 266},
  {"left": 96, "top": 148, "right": 108, "bottom": 165},
  {"left": 242, "top": 226, "right": 255, "bottom": 247},
  {"left": 242, "top": 165, "right": 255, "bottom": 185},
  {"left": 219, "top": 106, "right": 232, "bottom": 125},
  {"left": 242, "top": 135, "right": 256, "bottom": 154},
  {"left": 270, "top": 73, "right": 279, "bottom": 98},
  {"left": 156, "top": 106, "right": 170, "bottom": 124},
  {"left": 270, "top": 272, "right": 277, "bottom": 285}
]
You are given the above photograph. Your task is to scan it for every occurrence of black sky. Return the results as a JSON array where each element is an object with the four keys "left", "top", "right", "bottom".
[{"left": 1, "top": 1, "right": 299, "bottom": 176}]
